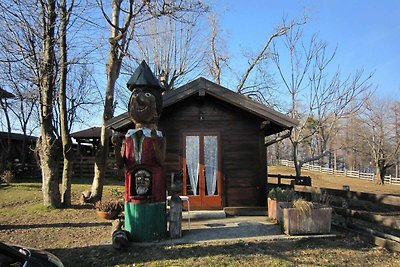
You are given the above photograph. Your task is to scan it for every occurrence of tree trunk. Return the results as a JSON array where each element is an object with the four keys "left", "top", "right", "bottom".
[
  {"left": 39, "top": 0, "right": 61, "bottom": 208},
  {"left": 333, "top": 151, "right": 337, "bottom": 172},
  {"left": 293, "top": 142, "right": 302, "bottom": 177},
  {"left": 86, "top": 0, "right": 122, "bottom": 203},
  {"left": 21, "top": 131, "right": 27, "bottom": 168},
  {"left": 0, "top": 99, "right": 12, "bottom": 170},
  {"left": 59, "top": 0, "right": 73, "bottom": 207},
  {"left": 376, "top": 160, "right": 386, "bottom": 185}
]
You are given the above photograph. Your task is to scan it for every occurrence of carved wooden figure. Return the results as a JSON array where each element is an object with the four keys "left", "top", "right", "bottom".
[{"left": 113, "top": 60, "right": 167, "bottom": 242}]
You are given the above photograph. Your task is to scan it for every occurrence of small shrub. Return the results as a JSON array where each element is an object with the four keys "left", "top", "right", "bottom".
[
  {"left": 0, "top": 170, "right": 14, "bottom": 184},
  {"left": 95, "top": 200, "right": 123, "bottom": 213},
  {"left": 268, "top": 187, "right": 298, "bottom": 202},
  {"left": 311, "top": 191, "right": 332, "bottom": 206},
  {"left": 111, "top": 188, "right": 124, "bottom": 199},
  {"left": 293, "top": 198, "right": 314, "bottom": 217}
]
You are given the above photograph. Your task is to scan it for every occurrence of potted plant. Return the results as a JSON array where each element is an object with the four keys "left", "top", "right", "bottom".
[
  {"left": 267, "top": 187, "right": 297, "bottom": 223},
  {"left": 280, "top": 198, "right": 332, "bottom": 235},
  {"left": 95, "top": 199, "right": 124, "bottom": 220}
]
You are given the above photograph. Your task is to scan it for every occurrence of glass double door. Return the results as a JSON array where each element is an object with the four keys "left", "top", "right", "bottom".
[{"left": 183, "top": 132, "right": 221, "bottom": 209}]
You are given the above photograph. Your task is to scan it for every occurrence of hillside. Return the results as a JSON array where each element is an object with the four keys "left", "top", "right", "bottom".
[{"left": 268, "top": 165, "right": 400, "bottom": 195}]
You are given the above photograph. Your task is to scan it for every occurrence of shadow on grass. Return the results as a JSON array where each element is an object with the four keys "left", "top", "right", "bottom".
[
  {"left": 48, "top": 236, "right": 372, "bottom": 267},
  {"left": 69, "top": 204, "right": 94, "bottom": 210},
  {"left": 48, "top": 240, "right": 297, "bottom": 267},
  {"left": 0, "top": 222, "right": 111, "bottom": 231}
]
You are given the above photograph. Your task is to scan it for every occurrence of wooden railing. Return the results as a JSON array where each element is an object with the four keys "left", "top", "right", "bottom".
[
  {"left": 267, "top": 173, "right": 312, "bottom": 186},
  {"left": 64, "top": 156, "right": 124, "bottom": 180}
]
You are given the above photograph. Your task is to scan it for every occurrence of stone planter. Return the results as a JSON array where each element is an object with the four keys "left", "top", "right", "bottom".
[
  {"left": 267, "top": 198, "right": 289, "bottom": 223},
  {"left": 281, "top": 203, "right": 332, "bottom": 235}
]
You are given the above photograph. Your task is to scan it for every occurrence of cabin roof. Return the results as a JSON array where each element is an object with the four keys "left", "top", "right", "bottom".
[
  {"left": 0, "top": 131, "right": 37, "bottom": 141},
  {"left": 106, "top": 77, "right": 298, "bottom": 135},
  {"left": 71, "top": 127, "right": 101, "bottom": 139}
]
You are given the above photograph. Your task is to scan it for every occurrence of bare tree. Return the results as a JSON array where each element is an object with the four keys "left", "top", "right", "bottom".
[
  {"left": 394, "top": 101, "right": 400, "bottom": 178},
  {"left": 58, "top": 0, "right": 74, "bottom": 206},
  {"left": 84, "top": 0, "right": 144, "bottom": 203},
  {"left": 236, "top": 18, "right": 306, "bottom": 101},
  {"left": 0, "top": 0, "right": 98, "bottom": 207},
  {"left": 0, "top": 1, "right": 56, "bottom": 197},
  {"left": 360, "top": 98, "right": 400, "bottom": 184},
  {"left": 6, "top": 84, "right": 38, "bottom": 167},
  {"left": 36, "top": 0, "right": 61, "bottom": 207},
  {"left": 85, "top": 0, "right": 208, "bottom": 203},
  {"left": 0, "top": 87, "right": 15, "bottom": 172},
  {"left": 272, "top": 29, "right": 372, "bottom": 177},
  {"left": 130, "top": 8, "right": 207, "bottom": 91},
  {"left": 206, "top": 13, "right": 229, "bottom": 85}
]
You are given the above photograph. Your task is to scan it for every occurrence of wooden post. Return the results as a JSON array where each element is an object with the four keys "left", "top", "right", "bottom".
[
  {"left": 342, "top": 185, "right": 352, "bottom": 227},
  {"left": 169, "top": 195, "right": 182, "bottom": 238},
  {"left": 169, "top": 173, "right": 182, "bottom": 238},
  {"left": 111, "top": 218, "right": 129, "bottom": 250}
]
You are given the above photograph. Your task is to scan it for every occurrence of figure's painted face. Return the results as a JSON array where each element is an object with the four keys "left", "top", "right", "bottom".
[
  {"left": 128, "top": 88, "right": 159, "bottom": 125},
  {"left": 135, "top": 169, "right": 151, "bottom": 196}
]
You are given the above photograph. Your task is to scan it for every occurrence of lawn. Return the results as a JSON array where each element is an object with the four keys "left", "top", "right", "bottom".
[{"left": 1, "top": 172, "right": 400, "bottom": 266}]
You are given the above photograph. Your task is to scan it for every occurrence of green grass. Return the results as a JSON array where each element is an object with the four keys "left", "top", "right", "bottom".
[
  {"left": 1, "top": 177, "right": 400, "bottom": 266},
  {"left": 0, "top": 179, "right": 124, "bottom": 218}
]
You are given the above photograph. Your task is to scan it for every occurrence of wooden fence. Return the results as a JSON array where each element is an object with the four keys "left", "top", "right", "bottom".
[
  {"left": 70, "top": 156, "right": 123, "bottom": 180},
  {"left": 278, "top": 159, "right": 400, "bottom": 185},
  {"left": 268, "top": 173, "right": 311, "bottom": 186}
]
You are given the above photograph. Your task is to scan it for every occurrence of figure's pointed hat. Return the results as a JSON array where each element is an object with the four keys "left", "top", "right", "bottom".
[{"left": 126, "top": 60, "right": 163, "bottom": 91}]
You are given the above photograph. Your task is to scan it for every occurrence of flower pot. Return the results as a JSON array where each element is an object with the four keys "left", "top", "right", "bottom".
[
  {"left": 267, "top": 198, "right": 289, "bottom": 223},
  {"left": 281, "top": 204, "right": 332, "bottom": 235},
  {"left": 96, "top": 210, "right": 120, "bottom": 220}
]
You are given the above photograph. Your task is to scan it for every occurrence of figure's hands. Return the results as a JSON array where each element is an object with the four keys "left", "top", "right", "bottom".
[
  {"left": 111, "top": 132, "right": 124, "bottom": 146},
  {"left": 151, "top": 129, "right": 157, "bottom": 140}
]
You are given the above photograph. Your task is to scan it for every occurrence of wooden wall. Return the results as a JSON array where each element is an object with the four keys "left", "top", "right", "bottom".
[{"left": 159, "top": 94, "right": 267, "bottom": 207}]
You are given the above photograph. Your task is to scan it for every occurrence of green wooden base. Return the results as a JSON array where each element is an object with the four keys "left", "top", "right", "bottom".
[{"left": 125, "top": 202, "right": 167, "bottom": 242}]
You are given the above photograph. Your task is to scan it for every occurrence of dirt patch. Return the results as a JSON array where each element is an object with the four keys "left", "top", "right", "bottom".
[{"left": 1, "top": 179, "right": 400, "bottom": 266}]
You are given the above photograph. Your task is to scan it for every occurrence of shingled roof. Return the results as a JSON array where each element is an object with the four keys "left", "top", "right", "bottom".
[
  {"left": 71, "top": 127, "right": 101, "bottom": 139},
  {"left": 106, "top": 77, "right": 298, "bottom": 135}
]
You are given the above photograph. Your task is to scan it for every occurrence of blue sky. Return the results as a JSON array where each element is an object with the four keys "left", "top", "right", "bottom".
[{"left": 213, "top": 0, "right": 400, "bottom": 99}]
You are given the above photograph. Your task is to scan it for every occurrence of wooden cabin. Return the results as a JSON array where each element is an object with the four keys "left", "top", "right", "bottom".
[
  {"left": 70, "top": 127, "right": 124, "bottom": 179},
  {"left": 106, "top": 78, "right": 297, "bottom": 210},
  {"left": 0, "top": 131, "right": 39, "bottom": 177}
]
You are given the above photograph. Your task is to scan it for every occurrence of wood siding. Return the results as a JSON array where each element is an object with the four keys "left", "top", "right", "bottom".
[{"left": 159, "top": 94, "right": 267, "bottom": 207}]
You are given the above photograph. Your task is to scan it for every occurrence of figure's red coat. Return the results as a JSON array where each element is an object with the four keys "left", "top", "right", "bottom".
[{"left": 124, "top": 135, "right": 165, "bottom": 203}]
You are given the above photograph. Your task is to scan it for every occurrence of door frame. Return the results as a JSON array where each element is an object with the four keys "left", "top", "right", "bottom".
[{"left": 182, "top": 131, "right": 222, "bottom": 209}]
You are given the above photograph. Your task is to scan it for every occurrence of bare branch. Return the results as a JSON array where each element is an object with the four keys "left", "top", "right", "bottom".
[{"left": 237, "top": 17, "right": 306, "bottom": 93}]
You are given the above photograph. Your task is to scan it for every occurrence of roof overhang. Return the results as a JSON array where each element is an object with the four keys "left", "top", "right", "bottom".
[{"left": 106, "top": 77, "right": 298, "bottom": 136}]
